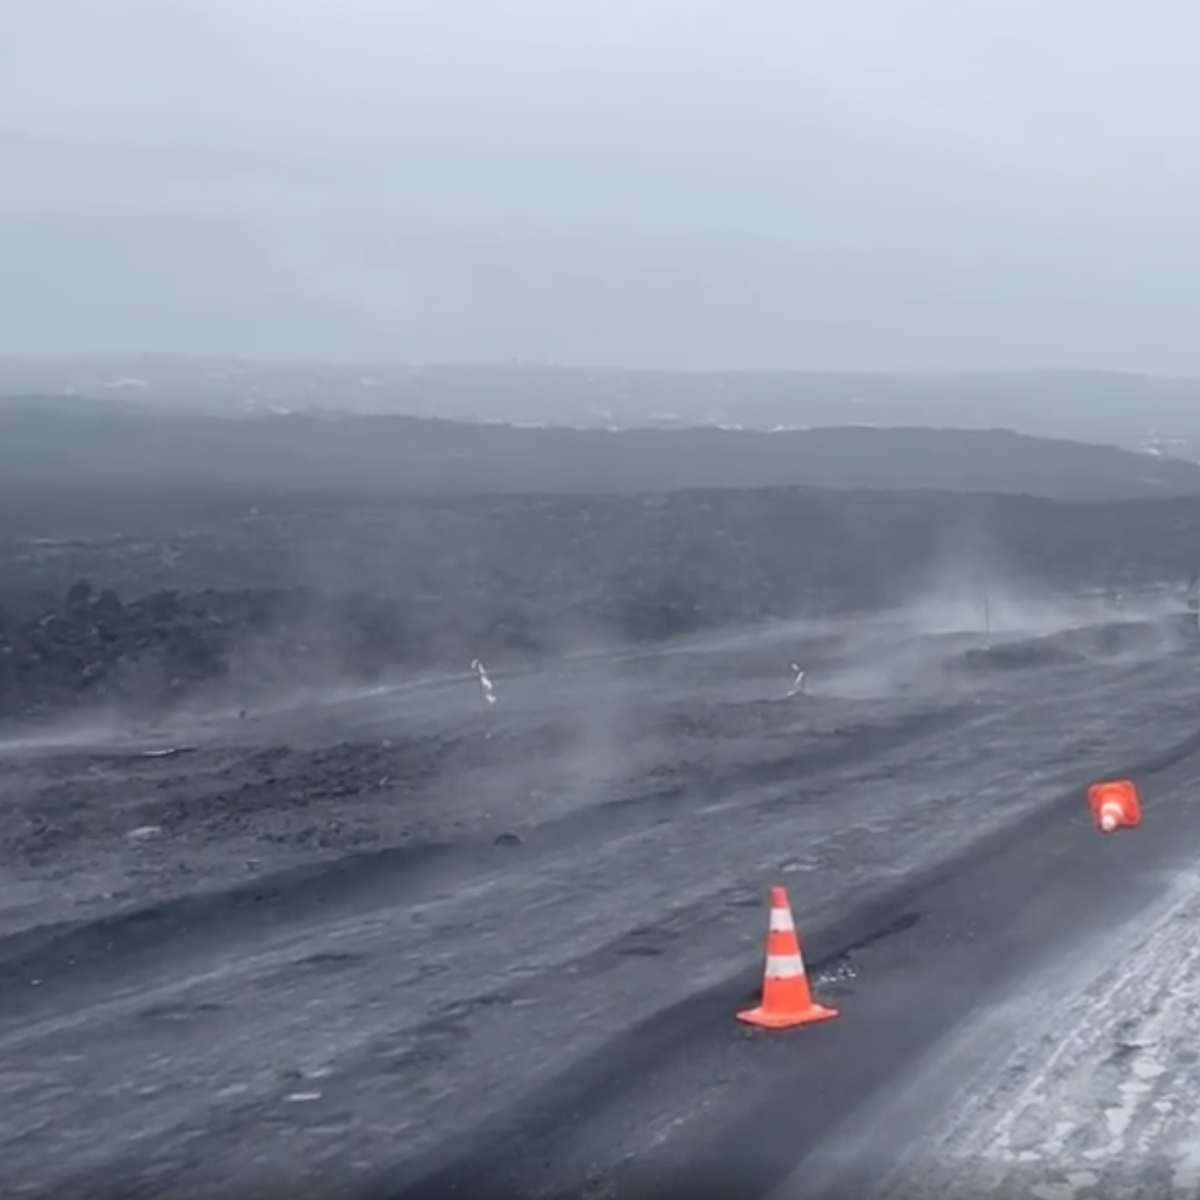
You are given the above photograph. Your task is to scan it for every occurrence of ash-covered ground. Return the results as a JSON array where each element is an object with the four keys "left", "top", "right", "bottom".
[
  {"left": 3, "top": 481, "right": 1200, "bottom": 1197},
  {"left": 1, "top": 595, "right": 1179, "bottom": 940}
]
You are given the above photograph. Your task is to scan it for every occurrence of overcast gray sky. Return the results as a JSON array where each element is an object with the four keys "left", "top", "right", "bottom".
[{"left": 3, "top": 0, "right": 1199, "bottom": 370}]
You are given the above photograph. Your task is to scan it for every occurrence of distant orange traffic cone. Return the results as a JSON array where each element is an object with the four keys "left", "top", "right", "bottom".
[
  {"left": 737, "top": 886, "right": 838, "bottom": 1030},
  {"left": 1087, "top": 778, "right": 1142, "bottom": 834}
]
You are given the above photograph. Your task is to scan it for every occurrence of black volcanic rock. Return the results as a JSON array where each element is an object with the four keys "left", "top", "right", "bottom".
[
  {"left": 0, "top": 482, "right": 1198, "bottom": 722},
  {"left": 0, "top": 405, "right": 1197, "bottom": 503}
]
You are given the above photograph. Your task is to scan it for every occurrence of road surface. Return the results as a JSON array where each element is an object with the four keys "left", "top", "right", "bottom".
[{"left": 0, "top": 612, "right": 1198, "bottom": 1197}]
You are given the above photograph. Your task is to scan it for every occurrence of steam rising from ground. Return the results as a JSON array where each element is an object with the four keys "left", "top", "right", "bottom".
[
  {"left": 794, "top": 564, "right": 1192, "bottom": 702},
  {"left": 1, "top": 558, "right": 1191, "bottom": 760}
]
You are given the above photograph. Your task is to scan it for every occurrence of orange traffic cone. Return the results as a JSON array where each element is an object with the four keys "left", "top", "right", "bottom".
[
  {"left": 737, "top": 886, "right": 838, "bottom": 1030},
  {"left": 1087, "top": 778, "right": 1142, "bottom": 834}
]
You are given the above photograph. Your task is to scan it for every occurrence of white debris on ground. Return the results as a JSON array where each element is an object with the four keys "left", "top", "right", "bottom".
[
  {"left": 876, "top": 870, "right": 1200, "bottom": 1200},
  {"left": 470, "top": 658, "right": 497, "bottom": 705}
]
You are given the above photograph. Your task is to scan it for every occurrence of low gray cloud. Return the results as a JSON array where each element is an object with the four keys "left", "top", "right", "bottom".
[{"left": 3, "top": 0, "right": 1199, "bottom": 369}]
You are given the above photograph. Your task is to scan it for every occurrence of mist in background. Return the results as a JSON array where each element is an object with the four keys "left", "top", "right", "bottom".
[{"left": 3, "top": 0, "right": 1200, "bottom": 370}]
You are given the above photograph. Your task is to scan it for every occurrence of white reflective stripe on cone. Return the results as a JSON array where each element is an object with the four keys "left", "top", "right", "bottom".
[
  {"left": 768, "top": 907, "right": 796, "bottom": 932},
  {"left": 765, "top": 953, "right": 805, "bottom": 978}
]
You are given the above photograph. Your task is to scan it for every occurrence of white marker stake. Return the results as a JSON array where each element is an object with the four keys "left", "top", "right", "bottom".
[
  {"left": 786, "top": 664, "right": 807, "bottom": 698},
  {"left": 471, "top": 659, "right": 497, "bottom": 705}
]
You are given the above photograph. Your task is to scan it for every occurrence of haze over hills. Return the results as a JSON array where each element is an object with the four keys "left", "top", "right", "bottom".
[
  {"left": 16, "top": 6, "right": 1200, "bottom": 1197},
  {"left": 0, "top": 400, "right": 1196, "bottom": 504},
  {"left": 2, "top": 356, "right": 1199, "bottom": 461}
]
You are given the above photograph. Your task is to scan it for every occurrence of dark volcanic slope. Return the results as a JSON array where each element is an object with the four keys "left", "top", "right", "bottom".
[
  {"left": 1, "top": 403, "right": 1198, "bottom": 500},
  {"left": 3, "top": 480, "right": 1200, "bottom": 722},
  {"left": 5, "top": 359, "right": 1200, "bottom": 453}
]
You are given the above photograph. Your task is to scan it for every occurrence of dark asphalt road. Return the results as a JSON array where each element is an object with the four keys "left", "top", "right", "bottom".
[
  {"left": 378, "top": 725, "right": 1200, "bottom": 1200},
  {"left": 1, "top": 622, "right": 1199, "bottom": 1198}
]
